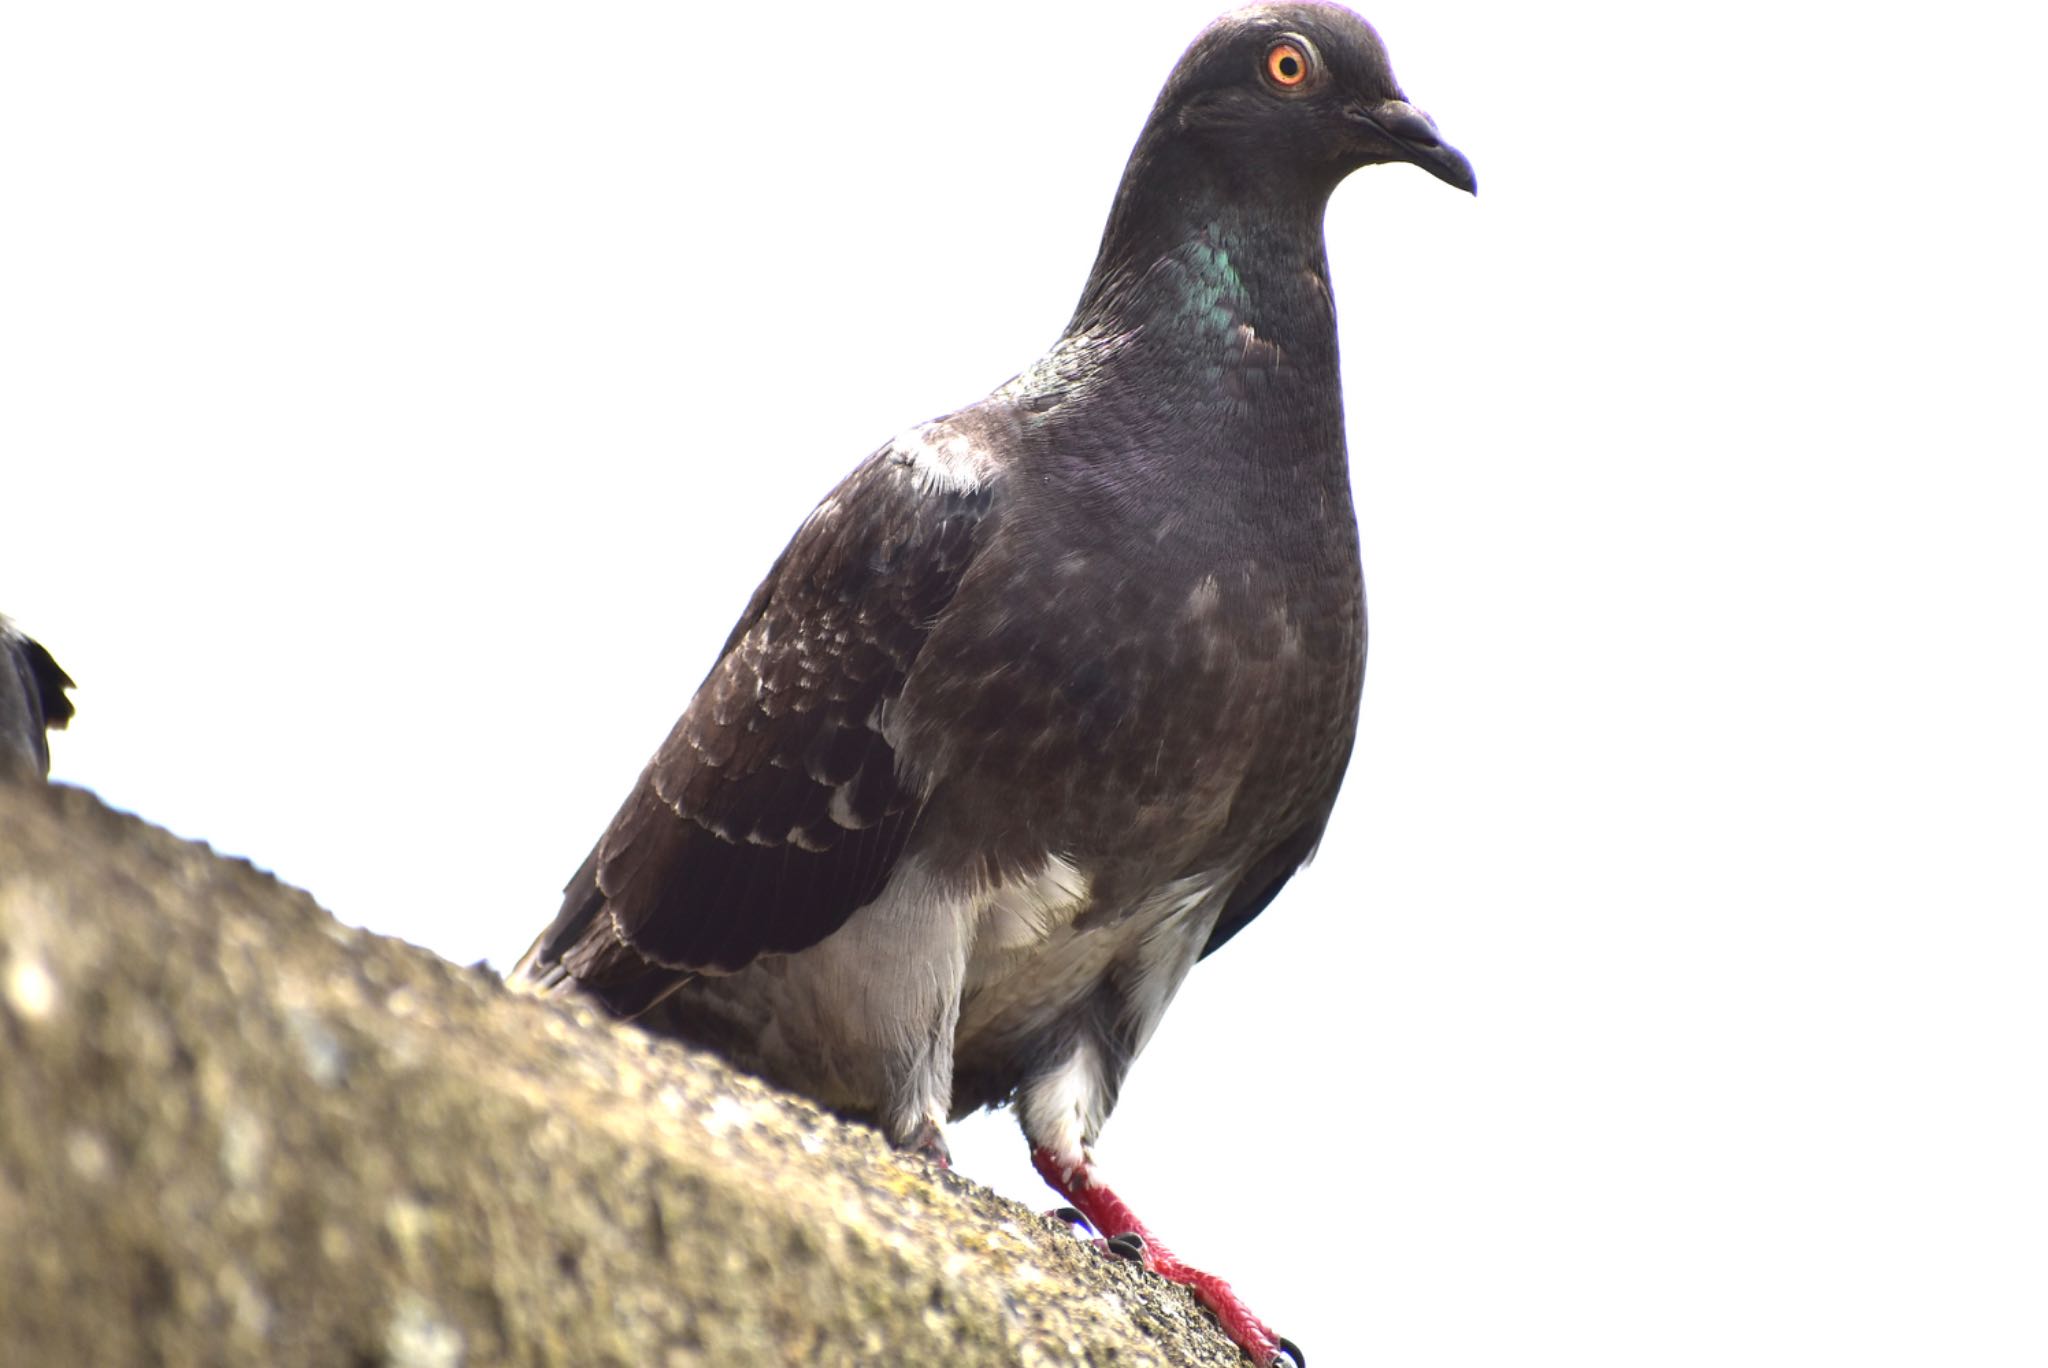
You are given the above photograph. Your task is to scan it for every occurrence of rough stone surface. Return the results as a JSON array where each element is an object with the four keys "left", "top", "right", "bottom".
[{"left": 0, "top": 783, "right": 1246, "bottom": 1367}]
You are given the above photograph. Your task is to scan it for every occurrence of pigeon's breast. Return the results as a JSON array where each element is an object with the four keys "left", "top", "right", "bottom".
[{"left": 895, "top": 483, "right": 1364, "bottom": 886}]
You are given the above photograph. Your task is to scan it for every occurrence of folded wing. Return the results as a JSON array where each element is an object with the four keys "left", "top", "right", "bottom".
[{"left": 514, "top": 442, "right": 999, "bottom": 1014}]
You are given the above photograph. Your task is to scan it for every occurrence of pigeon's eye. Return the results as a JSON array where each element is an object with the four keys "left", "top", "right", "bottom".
[{"left": 1264, "top": 39, "right": 1313, "bottom": 89}]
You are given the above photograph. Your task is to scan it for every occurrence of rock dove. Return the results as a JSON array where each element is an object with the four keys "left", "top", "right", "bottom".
[
  {"left": 514, "top": 5, "right": 1471, "bottom": 1362},
  {"left": 0, "top": 617, "right": 75, "bottom": 782}
]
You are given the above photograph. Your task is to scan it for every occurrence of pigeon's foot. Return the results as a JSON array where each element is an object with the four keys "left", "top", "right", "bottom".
[
  {"left": 1047, "top": 1205, "right": 1093, "bottom": 1235},
  {"left": 1045, "top": 1209, "right": 1158, "bottom": 1269},
  {"left": 1031, "top": 1146, "right": 1301, "bottom": 1368},
  {"left": 899, "top": 1118, "right": 952, "bottom": 1169}
]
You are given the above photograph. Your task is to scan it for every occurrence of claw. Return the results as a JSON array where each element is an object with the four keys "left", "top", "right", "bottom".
[
  {"left": 1104, "top": 1231, "right": 1148, "bottom": 1263},
  {"left": 1275, "top": 1334, "right": 1306, "bottom": 1367},
  {"left": 1049, "top": 1205, "right": 1090, "bottom": 1231}
]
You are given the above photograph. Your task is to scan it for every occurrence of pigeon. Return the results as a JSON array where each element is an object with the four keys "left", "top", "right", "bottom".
[
  {"left": 0, "top": 616, "right": 74, "bottom": 782},
  {"left": 513, "top": 5, "right": 1471, "bottom": 1362}
]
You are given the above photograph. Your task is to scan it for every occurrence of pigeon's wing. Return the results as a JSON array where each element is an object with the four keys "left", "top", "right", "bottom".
[
  {"left": 1199, "top": 810, "right": 1332, "bottom": 959},
  {"left": 517, "top": 439, "right": 998, "bottom": 1016}
]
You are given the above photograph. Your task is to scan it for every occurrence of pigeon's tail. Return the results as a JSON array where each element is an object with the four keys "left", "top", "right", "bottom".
[
  {"left": 507, "top": 849, "right": 695, "bottom": 1019},
  {"left": 505, "top": 939, "right": 576, "bottom": 996},
  {"left": 505, "top": 843, "right": 602, "bottom": 995},
  {"left": 506, "top": 848, "right": 605, "bottom": 997}
]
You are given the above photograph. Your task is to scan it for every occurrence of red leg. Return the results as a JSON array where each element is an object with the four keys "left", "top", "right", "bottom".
[{"left": 1032, "top": 1146, "right": 1296, "bottom": 1366}]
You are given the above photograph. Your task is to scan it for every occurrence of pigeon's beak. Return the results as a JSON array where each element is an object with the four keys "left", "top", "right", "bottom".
[{"left": 1353, "top": 99, "right": 1477, "bottom": 195}]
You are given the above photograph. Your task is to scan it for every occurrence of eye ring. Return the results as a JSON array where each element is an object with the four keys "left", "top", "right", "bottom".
[{"left": 1263, "top": 37, "right": 1315, "bottom": 90}]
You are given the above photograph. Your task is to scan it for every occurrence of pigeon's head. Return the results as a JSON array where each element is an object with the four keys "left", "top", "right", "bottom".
[{"left": 1148, "top": 3, "right": 1474, "bottom": 196}]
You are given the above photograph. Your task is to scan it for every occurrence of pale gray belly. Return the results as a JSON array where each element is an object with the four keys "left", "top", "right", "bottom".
[
  {"left": 948, "top": 868, "right": 1231, "bottom": 1117},
  {"left": 641, "top": 860, "right": 1231, "bottom": 1123}
]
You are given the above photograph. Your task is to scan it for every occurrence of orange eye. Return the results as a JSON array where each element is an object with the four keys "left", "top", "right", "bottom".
[{"left": 1265, "top": 40, "right": 1310, "bottom": 88}]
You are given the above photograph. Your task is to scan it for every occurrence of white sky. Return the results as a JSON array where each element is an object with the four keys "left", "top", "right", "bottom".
[{"left": 4, "top": 2, "right": 2043, "bottom": 1362}]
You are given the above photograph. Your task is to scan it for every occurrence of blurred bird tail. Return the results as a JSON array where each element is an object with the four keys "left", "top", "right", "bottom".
[
  {"left": 505, "top": 849, "right": 695, "bottom": 1019},
  {"left": 505, "top": 848, "right": 605, "bottom": 997},
  {"left": 506, "top": 935, "right": 575, "bottom": 997}
]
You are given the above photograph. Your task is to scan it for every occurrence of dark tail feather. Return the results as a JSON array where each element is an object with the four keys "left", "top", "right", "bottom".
[
  {"left": 507, "top": 847, "right": 694, "bottom": 1018},
  {"left": 507, "top": 848, "right": 606, "bottom": 993}
]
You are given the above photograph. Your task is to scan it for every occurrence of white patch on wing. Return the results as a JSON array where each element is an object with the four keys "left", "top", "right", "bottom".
[
  {"left": 826, "top": 785, "right": 863, "bottom": 830},
  {"left": 896, "top": 419, "right": 993, "bottom": 495},
  {"left": 979, "top": 854, "right": 1092, "bottom": 953},
  {"left": 1183, "top": 573, "right": 1222, "bottom": 617}
]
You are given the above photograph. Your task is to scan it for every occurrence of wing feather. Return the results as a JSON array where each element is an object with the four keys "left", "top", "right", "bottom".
[
  {"left": 518, "top": 437, "right": 998, "bottom": 1013},
  {"left": 1199, "top": 810, "right": 1331, "bottom": 960}
]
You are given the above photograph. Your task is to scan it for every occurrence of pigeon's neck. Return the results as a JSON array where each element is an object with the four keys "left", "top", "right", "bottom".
[{"left": 1067, "top": 145, "right": 1342, "bottom": 370}]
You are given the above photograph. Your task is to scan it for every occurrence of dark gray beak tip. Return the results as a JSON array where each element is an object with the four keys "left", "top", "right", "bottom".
[
  {"left": 1356, "top": 101, "right": 1477, "bottom": 196},
  {"left": 1436, "top": 146, "right": 1477, "bottom": 196}
]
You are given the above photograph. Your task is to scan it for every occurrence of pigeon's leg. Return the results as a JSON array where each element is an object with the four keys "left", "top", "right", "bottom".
[
  {"left": 1030, "top": 1146, "right": 1298, "bottom": 1366},
  {"left": 1020, "top": 1046, "right": 1299, "bottom": 1367}
]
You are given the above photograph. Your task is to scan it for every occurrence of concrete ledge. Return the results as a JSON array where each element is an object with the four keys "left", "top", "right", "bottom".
[{"left": 0, "top": 782, "right": 1244, "bottom": 1366}]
